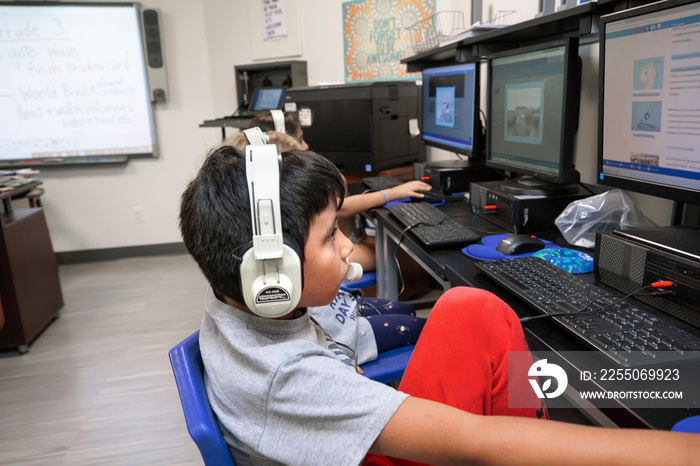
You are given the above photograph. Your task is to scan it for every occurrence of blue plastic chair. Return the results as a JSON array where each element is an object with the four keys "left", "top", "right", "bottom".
[
  {"left": 169, "top": 331, "right": 235, "bottom": 466},
  {"left": 169, "top": 330, "right": 413, "bottom": 465},
  {"left": 359, "top": 344, "right": 414, "bottom": 384},
  {"left": 672, "top": 415, "right": 700, "bottom": 433}
]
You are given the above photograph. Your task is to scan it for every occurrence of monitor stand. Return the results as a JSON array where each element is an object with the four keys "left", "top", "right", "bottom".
[{"left": 498, "top": 174, "right": 581, "bottom": 196}]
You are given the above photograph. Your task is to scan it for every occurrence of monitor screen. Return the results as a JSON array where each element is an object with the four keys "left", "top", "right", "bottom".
[
  {"left": 421, "top": 62, "right": 480, "bottom": 156},
  {"left": 598, "top": 0, "right": 700, "bottom": 207},
  {"left": 487, "top": 38, "right": 580, "bottom": 192},
  {"left": 0, "top": 2, "right": 157, "bottom": 168},
  {"left": 250, "top": 88, "right": 285, "bottom": 112}
]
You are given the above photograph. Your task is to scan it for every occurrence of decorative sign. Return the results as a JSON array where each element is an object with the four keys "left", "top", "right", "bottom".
[
  {"left": 249, "top": 0, "right": 301, "bottom": 60},
  {"left": 262, "top": 0, "right": 288, "bottom": 41},
  {"left": 343, "top": 0, "right": 434, "bottom": 83}
]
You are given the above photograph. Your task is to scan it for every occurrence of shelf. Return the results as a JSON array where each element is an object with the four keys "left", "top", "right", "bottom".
[
  {"left": 402, "top": 2, "right": 608, "bottom": 71},
  {"left": 200, "top": 117, "right": 253, "bottom": 130}
]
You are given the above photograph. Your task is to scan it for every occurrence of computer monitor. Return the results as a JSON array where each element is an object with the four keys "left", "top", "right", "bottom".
[
  {"left": 486, "top": 37, "right": 581, "bottom": 195},
  {"left": 598, "top": 0, "right": 700, "bottom": 208},
  {"left": 249, "top": 88, "right": 286, "bottom": 112},
  {"left": 421, "top": 62, "right": 481, "bottom": 157}
]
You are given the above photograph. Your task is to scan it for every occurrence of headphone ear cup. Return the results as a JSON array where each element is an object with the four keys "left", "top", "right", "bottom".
[{"left": 239, "top": 233, "right": 303, "bottom": 318}]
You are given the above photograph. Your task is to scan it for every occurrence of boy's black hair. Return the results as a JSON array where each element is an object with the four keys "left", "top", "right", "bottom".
[{"left": 179, "top": 145, "right": 346, "bottom": 303}]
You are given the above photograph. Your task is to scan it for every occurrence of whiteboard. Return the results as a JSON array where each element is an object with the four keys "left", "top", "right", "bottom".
[{"left": 0, "top": 3, "right": 157, "bottom": 167}]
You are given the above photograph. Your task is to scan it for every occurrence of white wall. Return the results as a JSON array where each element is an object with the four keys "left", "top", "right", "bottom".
[{"left": 37, "top": 0, "right": 673, "bottom": 254}]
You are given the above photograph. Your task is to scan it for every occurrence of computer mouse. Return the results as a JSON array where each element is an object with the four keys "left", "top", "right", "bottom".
[
  {"left": 410, "top": 192, "right": 444, "bottom": 203},
  {"left": 496, "top": 234, "right": 546, "bottom": 255}
]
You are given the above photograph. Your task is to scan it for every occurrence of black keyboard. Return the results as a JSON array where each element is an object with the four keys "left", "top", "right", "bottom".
[
  {"left": 362, "top": 176, "right": 403, "bottom": 191},
  {"left": 387, "top": 202, "right": 481, "bottom": 248},
  {"left": 476, "top": 256, "right": 700, "bottom": 367}
]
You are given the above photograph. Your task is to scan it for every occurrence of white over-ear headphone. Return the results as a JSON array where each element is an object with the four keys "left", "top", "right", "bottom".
[
  {"left": 270, "top": 109, "right": 285, "bottom": 133},
  {"left": 239, "top": 127, "right": 363, "bottom": 318},
  {"left": 239, "top": 127, "right": 303, "bottom": 318}
]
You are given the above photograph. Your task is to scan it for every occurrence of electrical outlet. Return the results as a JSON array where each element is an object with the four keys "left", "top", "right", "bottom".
[{"left": 134, "top": 206, "right": 145, "bottom": 224}]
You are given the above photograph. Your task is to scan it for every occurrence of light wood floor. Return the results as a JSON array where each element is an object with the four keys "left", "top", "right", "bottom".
[{"left": 0, "top": 254, "right": 207, "bottom": 465}]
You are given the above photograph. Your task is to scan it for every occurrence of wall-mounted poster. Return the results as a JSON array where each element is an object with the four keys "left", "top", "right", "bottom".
[
  {"left": 249, "top": 0, "right": 302, "bottom": 60},
  {"left": 343, "top": 0, "right": 434, "bottom": 83}
]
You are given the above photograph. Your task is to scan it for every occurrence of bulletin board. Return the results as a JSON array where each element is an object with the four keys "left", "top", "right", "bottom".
[
  {"left": 343, "top": 0, "right": 434, "bottom": 83},
  {"left": 249, "top": 0, "right": 303, "bottom": 61}
]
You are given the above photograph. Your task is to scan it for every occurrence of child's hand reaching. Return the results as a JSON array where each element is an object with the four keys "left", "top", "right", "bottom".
[{"left": 385, "top": 180, "right": 432, "bottom": 201}]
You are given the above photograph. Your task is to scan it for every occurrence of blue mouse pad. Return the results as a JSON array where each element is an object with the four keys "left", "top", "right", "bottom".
[
  {"left": 462, "top": 234, "right": 594, "bottom": 274},
  {"left": 462, "top": 234, "right": 556, "bottom": 260}
]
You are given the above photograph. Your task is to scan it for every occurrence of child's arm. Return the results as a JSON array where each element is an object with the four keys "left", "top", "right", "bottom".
[
  {"left": 347, "top": 241, "right": 375, "bottom": 272},
  {"left": 338, "top": 181, "right": 432, "bottom": 218},
  {"left": 370, "top": 397, "right": 699, "bottom": 465}
]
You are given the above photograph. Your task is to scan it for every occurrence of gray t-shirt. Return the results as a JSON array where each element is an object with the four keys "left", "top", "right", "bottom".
[
  {"left": 199, "top": 287, "right": 409, "bottom": 466},
  {"left": 308, "top": 290, "right": 378, "bottom": 365}
]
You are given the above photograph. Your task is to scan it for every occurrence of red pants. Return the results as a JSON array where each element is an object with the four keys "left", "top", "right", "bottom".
[{"left": 365, "top": 287, "right": 546, "bottom": 466}]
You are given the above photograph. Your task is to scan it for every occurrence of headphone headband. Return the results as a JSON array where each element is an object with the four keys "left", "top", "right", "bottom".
[
  {"left": 270, "top": 109, "right": 285, "bottom": 133},
  {"left": 243, "top": 127, "right": 268, "bottom": 146},
  {"left": 246, "top": 144, "right": 284, "bottom": 260}
]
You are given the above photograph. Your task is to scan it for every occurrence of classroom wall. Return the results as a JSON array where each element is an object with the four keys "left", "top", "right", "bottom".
[{"left": 36, "top": 0, "right": 674, "bottom": 255}]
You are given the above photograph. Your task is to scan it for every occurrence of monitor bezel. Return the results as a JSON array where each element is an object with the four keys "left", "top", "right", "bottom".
[
  {"left": 597, "top": 0, "right": 700, "bottom": 207},
  {"left": 420, "top": 61, "right": 482, "bottom": 158},
  {"left": 486, "top": 37, "right": 580, "bottom": 185}
]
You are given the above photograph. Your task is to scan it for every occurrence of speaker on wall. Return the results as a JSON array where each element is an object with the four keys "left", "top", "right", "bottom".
[{"left": 142, "top": 8, "right": 169, "bottom": 103}]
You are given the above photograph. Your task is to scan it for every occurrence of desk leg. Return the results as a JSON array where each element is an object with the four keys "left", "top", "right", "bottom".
[
  {"left": 376, "top": 218, "right": 452, "bottom": 300},
  {"left": 376, "top": 220, "right": 399, "bottom": 300},
  {"left": 375, "top": 220, "right": 386, "bottom": 299},
  {"left": 385, "top": 233, "right": 399, "bottom": 301},
  {"left": 2, "top": 198, "right": 12, "bottom": 215}
]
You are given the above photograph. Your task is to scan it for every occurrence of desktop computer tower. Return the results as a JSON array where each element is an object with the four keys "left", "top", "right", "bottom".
[
  {"left": 418, "top": 159, "right": 503, "bottom": 196},
  {"left": 284, "top": 82, "right": 422, "bottom": 173},
  {"left": 469, "top": 180, "right": 589, "bottom": 233},
  {"left": 595, "top": 227, "right": 700, "bottom": 329}
]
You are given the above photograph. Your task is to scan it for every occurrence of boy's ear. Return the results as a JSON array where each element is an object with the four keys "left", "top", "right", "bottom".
[{"left": 239, "top": 136, "right": 303, "bottom": 318}]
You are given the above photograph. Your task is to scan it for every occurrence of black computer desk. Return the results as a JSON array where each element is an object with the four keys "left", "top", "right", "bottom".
[{"left": 369, "top": 199, "right": 700, "bottom": 430}]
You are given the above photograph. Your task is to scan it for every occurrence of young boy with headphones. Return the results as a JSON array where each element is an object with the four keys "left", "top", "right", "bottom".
[
  {"left": 179, "top": 143, "right": 698, "bottom": 465},
  {"left": 221, "top": 128, "right": 426, "bottom": 365}
]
